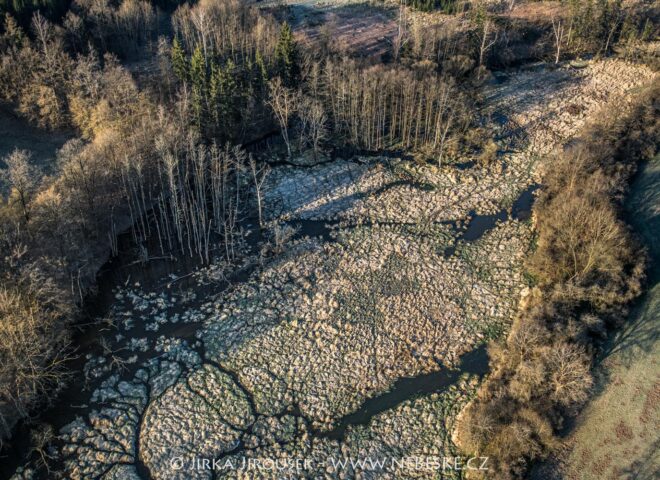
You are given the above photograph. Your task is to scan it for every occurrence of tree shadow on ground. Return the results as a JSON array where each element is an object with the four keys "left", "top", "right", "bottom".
[
  {"left": 620, "top": 437, "right": 660, "bottom": 480},
  {"left": 596, "top": 157, "right": 660, "bottom": 376},
  {"left": 598, "top": 282, "right": 659, "bottom": 368}
]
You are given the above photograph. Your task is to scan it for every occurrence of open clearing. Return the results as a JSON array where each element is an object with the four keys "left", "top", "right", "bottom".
[
  {"left": 0, "top": 107, "right": 72, "bottom": 172},
  {"left": 263, "top": 0, "right": 399, "bottom": 58}
]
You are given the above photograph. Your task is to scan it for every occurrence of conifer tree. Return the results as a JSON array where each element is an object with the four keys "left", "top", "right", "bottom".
[
  {"left": 171, "top": 37, "right": 188, "bottom": 83},
  {"left": 274, "top": 22, "right": 300, "bottom": 87},
  {"left": 209, "top": 59, "right": 239, "bottom": 139},
  {"left": 223, "top": 59, "right": 238, "bottom": 122},
  {"left": 209, "top": 61, "right": 223, "bottom": 128},
  {"left": 190, "top": 45, "right": 207, "bottom": 128},
  {"left": 253, "top": 50, "right": 269, "bottom": 94}
]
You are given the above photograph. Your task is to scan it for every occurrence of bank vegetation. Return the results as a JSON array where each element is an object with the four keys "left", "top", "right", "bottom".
[{"left": 455, "top": 80, "right": 659, "bottom": 478}]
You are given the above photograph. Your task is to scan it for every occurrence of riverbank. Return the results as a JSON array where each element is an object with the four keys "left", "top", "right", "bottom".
[
  {"left": 535, "top": 156, "right": 659, "bottom": 480},
  {"left": 454, "top": 79, "right": 659, "bottom": 478}
]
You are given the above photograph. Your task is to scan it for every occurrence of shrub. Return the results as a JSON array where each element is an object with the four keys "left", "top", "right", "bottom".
[
  {"left": 0, "top": 267, "right": 72, "bottom": 446},
  {"left": 455, "top": 82, "right": 659, "bottom": 478}
]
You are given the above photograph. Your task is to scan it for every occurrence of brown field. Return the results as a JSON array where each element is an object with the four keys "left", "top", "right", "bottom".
[{"left": 264, "top": 0, "right": 399, "bottom": 58}]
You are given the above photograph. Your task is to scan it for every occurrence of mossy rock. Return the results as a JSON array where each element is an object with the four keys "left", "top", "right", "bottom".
[{"left": 570, "top": 59, "right": 589, "bottom": 69}]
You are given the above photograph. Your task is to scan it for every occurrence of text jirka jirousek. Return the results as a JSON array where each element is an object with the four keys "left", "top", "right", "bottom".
[{"left": 170, "top": 455, "right": 490, "bottom": 472}]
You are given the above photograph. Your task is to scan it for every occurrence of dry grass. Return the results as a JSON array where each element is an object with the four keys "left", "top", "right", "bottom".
[
  {"left": 553, "top": 156, "right": 660, "bottom": 480},
  {"left": 454, "top": 82, "right": 659, "bottom": 479},
  {"left": 291, "top": 2, "right": 399, "bottom": 58},
  {"left": 503, "top": 1, "right": 564, "bottom": 23}
]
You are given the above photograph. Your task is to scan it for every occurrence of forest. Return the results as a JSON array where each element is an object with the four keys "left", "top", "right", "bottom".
[{"left": 0, "top": 0, "right": 658, "bottom": 479}]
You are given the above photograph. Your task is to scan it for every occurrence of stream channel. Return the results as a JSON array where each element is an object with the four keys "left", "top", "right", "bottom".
[{"left": 0, "top": 171, "right": 538, "bottom": 480}]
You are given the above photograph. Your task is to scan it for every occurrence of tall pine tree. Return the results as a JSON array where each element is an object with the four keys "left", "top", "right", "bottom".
[
  {"left": 190, "top": 45, "right": 207, "bottom": 129},
  {"left": 209, "top": 59, "right": 239, "bottom": 140},
  {"left": 209, "top": 61, "right": 222, "bottom": 128},
  {"left": 274, "top": 22, "right": 300, "bottom": 88},
  {"left": 252, "top": 50, "right": 269, "bottom": 94},
  {"left": 171, "top": 37, "right": 188, "bottom": 83}
]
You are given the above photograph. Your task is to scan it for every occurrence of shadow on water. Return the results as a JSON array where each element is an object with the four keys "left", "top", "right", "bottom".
[
  {"left": 454, "top": 160, "right": 476, "bottom": 171},
  {"left": 460, "top": 210, "right": 508, "bottom": 242},
  {"left": 317, "top": 346, "right": 489, "bottom": 441},
  {"left": 0, "top": 174, "right": 537, "bottom": 478},
  {"left": 285, "top": 184, "right": 539, "bottom": 252},
  {"left": 0, "top": 223, "right": 265, "bottom": 480},
  {"left": 460, "top": 184, "right": 538, "bottom": 242},
  {"left": 289, "top": 218, "right": 342, "bottom": 242}
]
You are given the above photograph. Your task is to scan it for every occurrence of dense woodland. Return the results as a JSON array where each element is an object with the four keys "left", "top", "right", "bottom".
[{"left": 0, "top": 0, "right": 657, "bottom": 477}]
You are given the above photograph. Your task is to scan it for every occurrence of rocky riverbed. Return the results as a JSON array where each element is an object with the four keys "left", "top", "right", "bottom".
[{"left": 8, "top": 58, "right": 655, "bottom": 480}]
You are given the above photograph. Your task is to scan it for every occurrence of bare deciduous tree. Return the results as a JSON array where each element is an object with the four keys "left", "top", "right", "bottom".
[
  {"left": 551, "top": 16, "right": 565, "bottom": 64},
  {"left": 547, "top": 343, "right": 592, "bottom": 407},
  {"left": 473, "top": 2, "right": 498, "bottom": 68},
  {"left": 267, "top": 78, "right": 298, "bottom": 158},
  {"left": 323, "top": 60, "right": 470, "bottom": 156},
  {"left": 298, "top": 96, "right": 328, "bottom": 160},
  {"left": 31, "top": 12, "right": 53, "bottom": 61},
  {"left": 249, "top": 155, "right": 269, "bottom": 228},
  {"left": 392, "top": 2, "right": 409, "bottom": 61},
  {"left": 1, "top": 149, "right": 39, "bottom": 222},
  {"left": 0, "top": 276, "right": 73, "bottom": 447}
]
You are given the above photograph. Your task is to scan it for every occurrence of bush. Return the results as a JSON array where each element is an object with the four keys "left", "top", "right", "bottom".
[
  {"left": 477, "top": 139, "right": 498, "bottom": 166},
  {"left": 455, "top": 82, "right": 659, "bottom": 478},
  {"left": 0, "top": 266, "right": 72, "bottom": 446}
]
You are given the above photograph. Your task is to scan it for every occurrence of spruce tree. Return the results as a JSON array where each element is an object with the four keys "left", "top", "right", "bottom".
[
  {"left": 209, "top": 61, "right": 223, "bottom": 128},
  {"left": 171, "top": 37, "right": 188, "bottom": 83},
  {"left": 253, "top": 50, "right": 269, "bottom": 93},
  {"left": 209, "top": 59, "right": 240, "bottom": 140},
  {"left": 190, "top": 45, "right": 207, "bottom": 129},
  {"left": 274, "top": 22, "right": 300, "bottom": 87}
]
